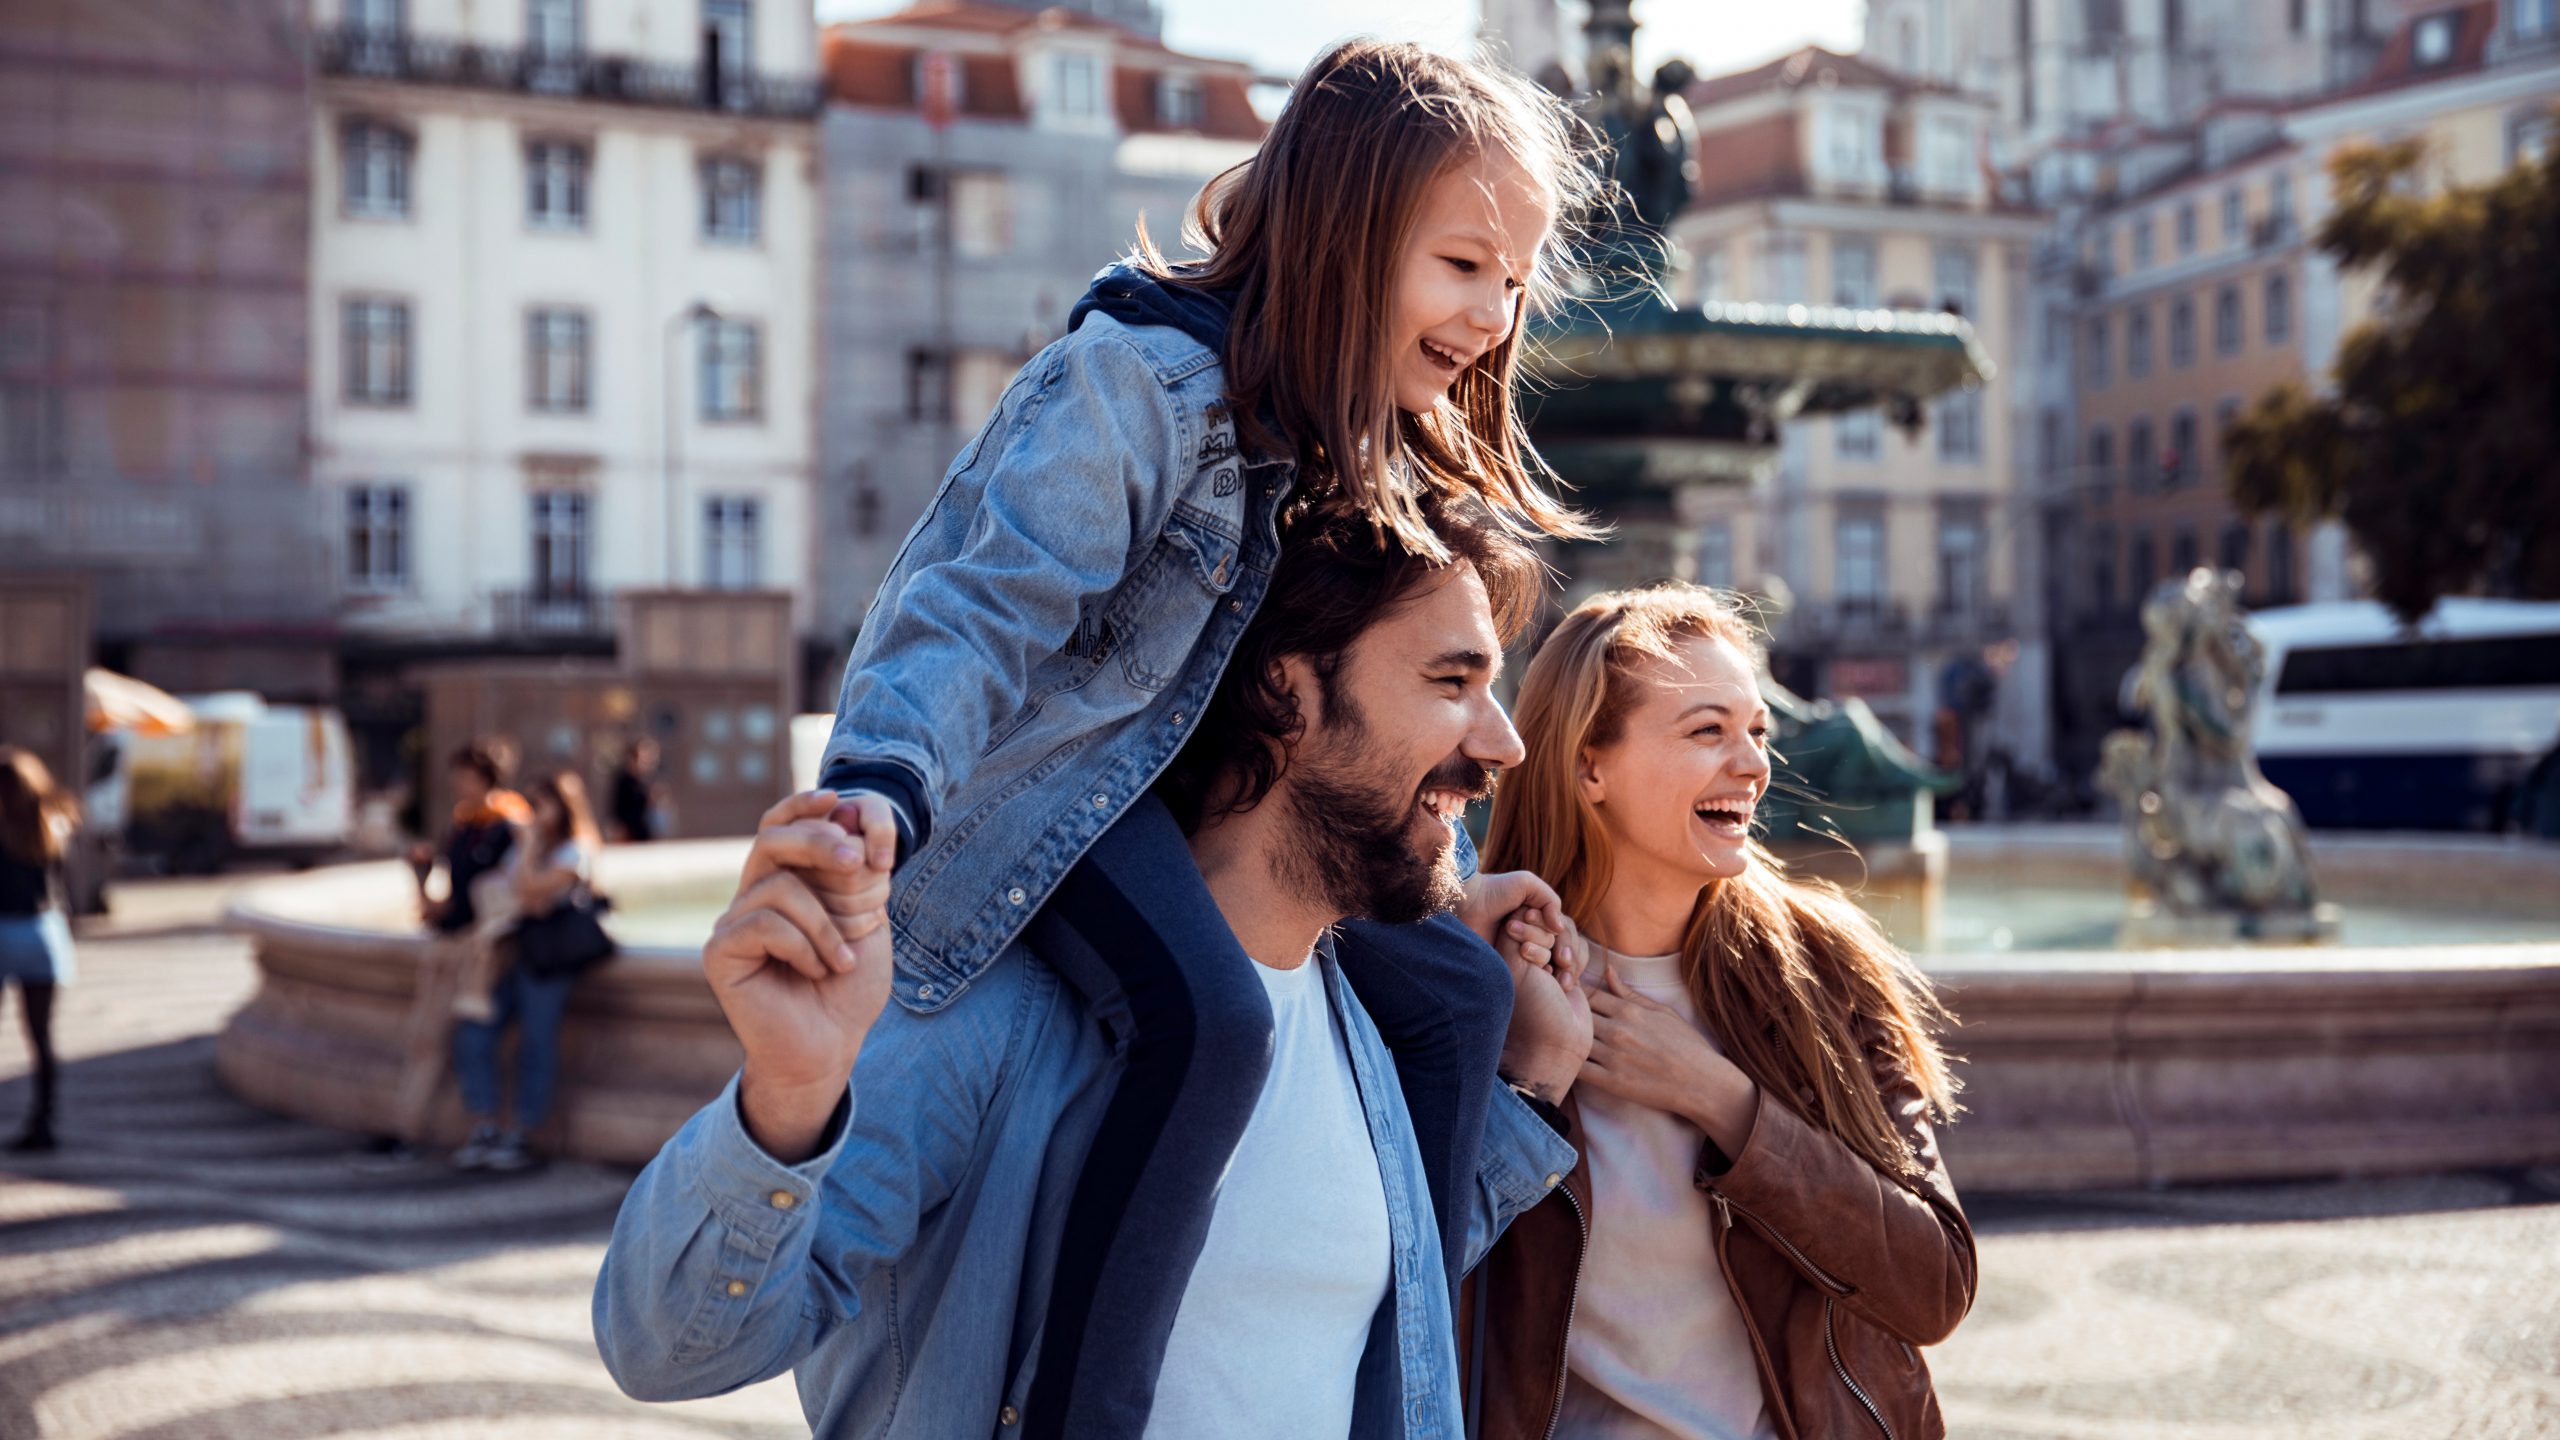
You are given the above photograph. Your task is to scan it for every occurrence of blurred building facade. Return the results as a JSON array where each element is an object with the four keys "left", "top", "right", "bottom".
[
  {"left": 0, "top": 0, "right": 332, "bottom": 699},
  {"left": 308, "top": 0, "right": 821, "bottom": 765},
  {"left": 811, "top": 2, "right": 1262, "bottom": 648},
  {"left": 1667, "top": 48, "right": 2052, "bottom": 787}
]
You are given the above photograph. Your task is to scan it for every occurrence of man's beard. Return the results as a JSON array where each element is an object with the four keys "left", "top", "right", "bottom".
[{"left": 1277, "top": 690, "right": 1493, "bottom": 927}]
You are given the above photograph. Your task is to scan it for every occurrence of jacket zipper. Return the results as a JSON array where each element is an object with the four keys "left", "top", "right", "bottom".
[
  {"left": 1823, "top": 1297, "right": 1895, "bottom": 1440},
  {"left": 1715, "top": 1191, "right": 1853, "bottom": 1296},
  {"left": 1536, "top": 1183, "right": 1588, "bottom": 1440}
]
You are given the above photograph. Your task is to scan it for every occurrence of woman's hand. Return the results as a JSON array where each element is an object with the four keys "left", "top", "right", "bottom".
[
  {"left": 708, "top": 791, "right": 896, "bottom": 1162},
  {"left": 1457, "top": 869, "right": 1562, "bottom": 954},
  {"left": 1498, "top": 901, "right": 1592, "bottom": 1106},
  {"left": 1583, "top": 963, "right": 1760, "bottom": 1156}
]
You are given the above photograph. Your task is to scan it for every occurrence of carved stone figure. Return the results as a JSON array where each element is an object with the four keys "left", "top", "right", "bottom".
[{"left": 2099, "top": 569, "right": 2337, "bottom": 943}]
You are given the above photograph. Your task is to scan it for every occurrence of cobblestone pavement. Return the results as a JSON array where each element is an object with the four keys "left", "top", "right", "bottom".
[{"left": 2, "top": 879, "right": 2555, "bottom": 1439}]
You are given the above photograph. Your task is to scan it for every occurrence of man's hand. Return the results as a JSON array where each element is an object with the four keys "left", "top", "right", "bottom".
[
  {"left": 711, "top": 792, "right": 896, "bottom": 1162},
  {"left": 1497, "top": 901, "right": 1592, "bottom": 1106},
  {"left": 1456, "top": 868, "right": 1563, "bottom": 954}
]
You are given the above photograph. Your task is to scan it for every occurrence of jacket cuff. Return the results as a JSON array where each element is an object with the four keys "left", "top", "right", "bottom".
[
  {"left": 684, "top": 1072, "right": 852, "bottom": 1249},
  {"left": 818, "top": 757, "right": 933, "bottom": 864}
]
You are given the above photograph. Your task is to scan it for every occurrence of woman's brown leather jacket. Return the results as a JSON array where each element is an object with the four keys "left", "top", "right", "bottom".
[{"left": 1463, "top": 1016, "right": 1975, "bottom": 1440}]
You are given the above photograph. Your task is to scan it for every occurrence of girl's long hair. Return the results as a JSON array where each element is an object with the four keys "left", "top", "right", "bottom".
[
  {"left": 529, "top": 770, "right": 602, "bottom": 856},
  {"left": 0, "top": 746, "right": 78, "bottom": 870},
  {"left": 1132, "top": 38, "right": 1606, "bottom": 559},
  {"left": 1485, "top": 584, "right": 1960, "bottom": 1183}
]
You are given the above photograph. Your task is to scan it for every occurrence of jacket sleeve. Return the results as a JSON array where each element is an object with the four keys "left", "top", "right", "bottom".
[
  {"left": 816, "top": 332, "right": 1187, "bottom": 854},
  {"left": 591, "top": 992, "right": 1010, "bottom": 1401},
  {"left": 1693, "top": 1023, "right": 1977, "bottom": 1346},
  {"left": 1459, "top": 1085, "right": 1582, "bottom": 1277}
]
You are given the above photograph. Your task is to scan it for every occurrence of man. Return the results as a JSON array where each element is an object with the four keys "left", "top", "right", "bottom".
[
  {"left": 593, "top": 502, "right": 1592, "bottom": 1437},
  {"left": 607, "top": 738, "right": 660, "bottom": 843}
]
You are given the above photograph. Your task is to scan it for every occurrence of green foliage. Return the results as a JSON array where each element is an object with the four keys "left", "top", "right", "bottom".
[{"left": 2222, "top": 121, "right": 2560, "bottom": 622}]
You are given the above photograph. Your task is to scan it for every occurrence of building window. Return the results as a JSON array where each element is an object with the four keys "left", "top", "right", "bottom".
[
  {"left": 1832, "top": 238, "right": 1879, "bottom": 307},
  {"left": 2127, "top": 304, "right": 2153, "bottom": 377},
  {"left": 345, "top": 484, "right": 409, "bottom": 592},
  {"left": 2516, "top": 0, "right": 2555, "bottom": 40},
  {"left": 2086, "top": 315, "right": 2111, "bottom": 387},
  {"left": 2038, "top": 406, "right": 2064, "bottom": 475},
  {"left": 699, "top": 317, "right": 760, "bottom": 420},
  {"left": 1836, "top": 511, "right": 1886, "bottom": 608},
  {"left": 1836, "top": 409, "right": 1881, "bottom": 461},
  {"left": 1933, "top": 242, "right": 1978, "bottom": 317},
  {"left": 343, "top": 298, "right": 410, "bottom": 405},
  {"left": 2221, "top": 186, "right": 2244, "bottom": 242},
  {"left": 0, "top": 300, "right": 58, "bottom": 480},
  {"left": 2265, "top": 271, "right": 2293, "bottom": 343},
  {"left": 2170, "top": 523, "right": 2199, "bottom": 577},
  {"left": 1695, "top": 244, "right": 1728, "bottom": 302},
  {"left": 1922, "top": 116, "right": 1972, "bottom": 192},
  {"left": 2092, "top": 523, "right": 2118, "bottom": 611},
  {"left": 2168, "top": 408, "right": 2198, "bottom": 487},
  {"left": 701, "top": 156, "right": 760, "bottom": 241},
  {"left": 2511, "top": 107, "right": 2556, "bottom": 167},
  {"left": 2129, "top": 528, "right": 2157, "bottom": 598},
  {"left": 1049, "top": 51, "right": 1100, "bottom": 118},
  {"left": 525, "top": 140, "right": 588, "bottom": 230},
  {"left": 2215, "top": 283, "right": 2242, "bottom": 354},
  {"left": 703, "top": 495, "right": 761, "bottom": 589},
  {"left": 906, "top": 349, "right": 952, "bottom": 422},
  {"left": 2413, "top": 12, "right": 2457, "bottom": 66},
  {"left": 2270, "top": 171, "right": 2295, "bottom": 227},
  {"left": 1937, "top": 505, "right": 1987, "bottom": 616},
  {"left": 526, "top": 0, "right": 579, "bottom": 90},
  {"left": 949, "top": 170, "right": 1012, "bottom": 259},
  {"left": 342, "top": 121, "right": 411, "bottom": 219},
  {"left": 1699, "top": 520, "right": 1735, "bottom": 591},
  {"left": 1157, "top": 72, "right": 1203, "bottom": 128},
  {"left": 1937, "top": 389, "right": 1982, "bottom": 462},
  {"left": 2176, "top": 200, "right": 2198, "bottom": 255},
  {"left": 526, "top": 307, "right": 589, "bottom": 412},
  {"left": 702, "top": 0, "right": 753, "bottom": 101},
  {"left": 2215, "top": 395, "right": 2243, "bottom": 475},
  {"left": 2127, "top": 416, "right": 2156, "bottom": 490},
  {"left": 1824, "top": 101, "right": 1881, "bottom": 180},
  {"left": 348, "top": 0, "right": 403, "bottom": 34},
  {"left": 2219, "top": 521, "right": 2251, "bottom": 579},
  {"left": 2267, "top": 520, "right": 2297, "bottom": 600},
  {"left": 2169, "top": 294, "right": 2196, "bottom": 367},
  {"left": 2087, "top": 426, "right": 2115, "bottom": 508},
  {"left": 529, "top": 489, "right": 591, "bottom": 599},
  {"left": 2132, "top": 215, "right": 2154, "bottom": 268},
  {"left": 1758, "top": 233, "right": 1808, "bottom": 303},
  {"left": 2288, "top": 0, "right": 2305, "bottom": 36}
]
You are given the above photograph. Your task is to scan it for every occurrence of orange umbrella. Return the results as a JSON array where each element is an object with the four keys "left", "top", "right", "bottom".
[{"left": 84, "top": 668, "right": 196, "bottom": 737}]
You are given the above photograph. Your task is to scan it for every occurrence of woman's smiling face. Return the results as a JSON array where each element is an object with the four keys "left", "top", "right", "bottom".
[
  {"left": 1389, "top": 145, "right": 1552, "bottom": 415},
  {"left": 1580, "top": 633, "right": 1775, "bottom": 889}
]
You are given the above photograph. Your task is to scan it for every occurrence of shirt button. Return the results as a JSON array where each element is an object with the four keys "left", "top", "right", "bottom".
[
  {"left": 1007, "top": 886, "right": 1027, "bottom": 905},
  {"left": 999, "top": 1406, "right": 1021, "bottom": 1426},
  {"left": 726, "top": 1279, "right": 748, "bottom": 1298},
  {"left": 1091, "top": 792, "right": 1108, "bottom": 809},
  {"left": 1227, "top": 598, "right": 1243, "bottom": 613},
  {"left": 1169, "top": 712, "right": 1184, "bottom": 727},
  {"left": 769, "top": 1189, "right": 796, "bottom": 1210},
  {"left": 1544, "top": 1173, "right": 1563, "bottom": 1189},
  {"left": 917, "top": 982, "right": 937, "bottom": 1001}
]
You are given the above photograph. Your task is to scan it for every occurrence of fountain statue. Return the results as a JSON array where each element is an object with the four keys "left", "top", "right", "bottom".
[{"left": 2099, "top": 568, "right": 2340, "bottom": 945}]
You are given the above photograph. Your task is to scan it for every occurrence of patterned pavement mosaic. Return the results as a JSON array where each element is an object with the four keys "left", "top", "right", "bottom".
[{"left": 1, "top": 878, "right": 2554, "bottom": 1439}]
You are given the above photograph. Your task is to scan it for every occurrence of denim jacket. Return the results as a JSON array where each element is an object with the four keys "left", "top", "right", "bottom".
[
  {"left": 818, "top": 268, "right": 1292, "bottom": 1016},
  {"left": 592, "top": 945, "right": 1578, "bottom": 1439}
]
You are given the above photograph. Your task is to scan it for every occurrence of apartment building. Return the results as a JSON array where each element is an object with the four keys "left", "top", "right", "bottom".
[
  {"left": 813, "top": 2, "right": 1263, "bottom": 642},
  {"left": 1671, "top": 47, "right": 2052, "bottom": 773}
]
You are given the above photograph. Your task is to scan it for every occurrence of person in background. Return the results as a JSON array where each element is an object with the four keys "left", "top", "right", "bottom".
[
  {"left": 410, "top": 739, "right": 528, "bottom": 935},
  {"left": 451, "top": 770, "right": 607, "bottom": 1173},
  {"left": 0, "top": 746, "right": 79, "bottom": 1155},
  {"left": 607, "top": 739, "right": 659, "bottom": 844}
]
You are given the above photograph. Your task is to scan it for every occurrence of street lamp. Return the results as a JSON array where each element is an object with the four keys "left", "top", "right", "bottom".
[{"left": 663, "top": 299, "right": 724, "bottom": 587}]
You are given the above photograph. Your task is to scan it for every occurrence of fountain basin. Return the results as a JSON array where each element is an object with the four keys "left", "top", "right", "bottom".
[{"left": 218, "top": 830, "right": 2560, "bottom": 1189}]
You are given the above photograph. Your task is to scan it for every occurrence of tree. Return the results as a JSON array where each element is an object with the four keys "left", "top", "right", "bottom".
[{"left": 2222, "top": 122, "right": 2560, "bottom": 622}]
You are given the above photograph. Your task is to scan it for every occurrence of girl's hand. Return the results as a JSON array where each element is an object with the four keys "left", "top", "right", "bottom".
[
  {"left": 1498, "top": 901, "right": 1592, "bottom": 1105},
  {"left": 1457, "top": 868, "right": 1561, "bottom": 952},
  {"left": 1582, "top": 964, "right": 1759, "bottom": 1153}
]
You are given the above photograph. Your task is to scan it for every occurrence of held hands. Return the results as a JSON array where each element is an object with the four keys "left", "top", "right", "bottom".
[
  {"left": 707, "top": 790, "right": 896, "bottom": 1162},
  {"left": 1582, "top": 962, "right": 1761, "bottom": 1155},
  {"left": 1493, "top": 897, "right": 1593, "bottom": 1107}
]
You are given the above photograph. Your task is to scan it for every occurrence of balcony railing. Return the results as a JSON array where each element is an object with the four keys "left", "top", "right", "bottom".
[
  {"left": 490, "top": 587, "right": 614, "bottom": 637},
  {"left": 316, "top": 25, "right": 820, "bottom": 119}
]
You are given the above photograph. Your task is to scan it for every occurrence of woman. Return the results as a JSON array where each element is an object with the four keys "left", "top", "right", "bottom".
[
  {"left": 1471, "top": 584, "right": 1974, "bottom": 1440},
  {"left": 0, "top": 746, "right": 80, "bottom": 1154},
  {"left": 450, "top": 770, "right": 607, "bottom": 1173}
]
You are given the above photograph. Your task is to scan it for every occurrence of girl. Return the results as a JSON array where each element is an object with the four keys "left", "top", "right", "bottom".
[
  {"left": 1473, "top": 584, "right": 1975, "bottom": 1440},
  {"left": 451, "top": 770, "right": 607, "bottom": 1172},
  {"left": 0, "top": 746, "right": 80, "bottom": 1154},
  {"left": 813, "top": 38, "right": 1603, "bottom": 1437}
]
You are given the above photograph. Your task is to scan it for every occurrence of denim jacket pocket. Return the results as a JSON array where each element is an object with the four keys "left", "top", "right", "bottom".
[{"left": 1114, "top": 503, "right": 1241, "bottom": 692}]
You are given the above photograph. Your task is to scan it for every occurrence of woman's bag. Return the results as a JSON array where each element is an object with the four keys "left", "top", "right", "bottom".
[{"left": 514, "top": 885, "right": 617, "bottom": 979}]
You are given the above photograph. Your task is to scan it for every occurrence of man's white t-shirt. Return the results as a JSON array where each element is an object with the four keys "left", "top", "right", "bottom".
[{"left": 1141, "top": 952, "right": 1393, "bottom": 1440}]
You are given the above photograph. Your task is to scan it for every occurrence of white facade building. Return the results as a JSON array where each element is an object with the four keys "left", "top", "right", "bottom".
[{"left": 310, "top": 0, "right": 821, "bottom": 646}]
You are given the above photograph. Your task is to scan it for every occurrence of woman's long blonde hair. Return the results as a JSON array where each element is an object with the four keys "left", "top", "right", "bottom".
[
  {"left": 1486, "top": 585, "right": 1960, "bottom": 1182},
  {"left": 0, "top": 746, "right": 78, "bottom": 870},
  {"left": 1133, "top": 38, "right": 1606, "bottom": 559}
]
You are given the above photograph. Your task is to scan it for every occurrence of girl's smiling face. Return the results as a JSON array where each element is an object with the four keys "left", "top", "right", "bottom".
[{"left": 1390, "top": 146, "right": 1553, "bottom": 415}]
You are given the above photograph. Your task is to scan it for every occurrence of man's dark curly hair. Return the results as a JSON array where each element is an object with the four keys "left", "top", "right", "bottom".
[{"left": 1155, "top": 494, "right": 1544, "bottom": 833}]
